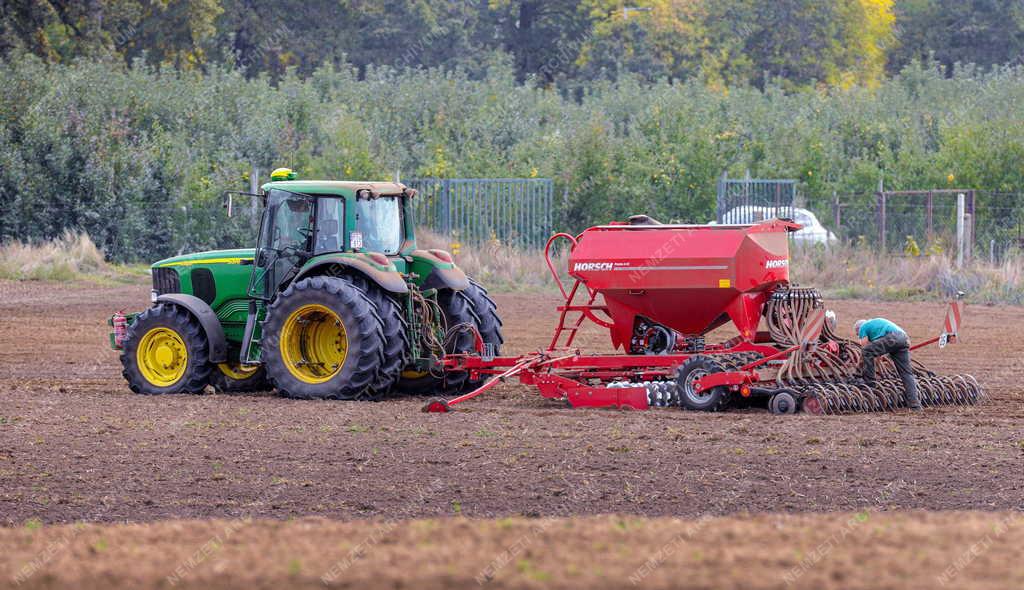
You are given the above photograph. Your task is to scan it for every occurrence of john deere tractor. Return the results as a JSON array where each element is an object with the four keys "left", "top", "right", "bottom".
[{"left": 109, "top": 169, "right": 502, "bottom": 400}]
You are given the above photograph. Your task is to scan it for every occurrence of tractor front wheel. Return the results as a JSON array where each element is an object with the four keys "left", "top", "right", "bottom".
[
  {"left": 120, "top": 304, "right": 212, "bottom": 395},
  {"left": 262, "top": 276, "right": 385, "bottom": 400}
]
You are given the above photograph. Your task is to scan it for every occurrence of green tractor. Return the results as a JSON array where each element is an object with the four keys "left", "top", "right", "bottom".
[{"left": 109, "top": 170, "right": 503, "bottom": 400}]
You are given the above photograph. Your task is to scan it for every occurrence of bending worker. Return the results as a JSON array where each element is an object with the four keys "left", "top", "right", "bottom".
[{"left": 853, "top": 318, "right": 922, "bottom": 410}]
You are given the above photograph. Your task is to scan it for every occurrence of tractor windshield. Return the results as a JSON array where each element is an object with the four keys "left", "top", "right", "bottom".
[{"left": 355, "top": 196, "right": 402, "bottom": 254}]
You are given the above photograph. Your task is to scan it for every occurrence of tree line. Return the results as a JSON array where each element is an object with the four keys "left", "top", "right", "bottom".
[{"left": 3, "top": 1, "right": 1024, "bottom": 90}]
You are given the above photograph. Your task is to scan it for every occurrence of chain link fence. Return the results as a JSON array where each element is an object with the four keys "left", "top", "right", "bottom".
[
  {"left": 814, "top": 190, "right": 1023, "bottom": 264},
  {"left": 715, "top": 174, "right": 798, "bottom": 223}
]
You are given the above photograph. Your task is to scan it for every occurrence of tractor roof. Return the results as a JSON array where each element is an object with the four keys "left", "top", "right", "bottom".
[{"left": 261, "top": 180, "right": 412, "bottom": 197}]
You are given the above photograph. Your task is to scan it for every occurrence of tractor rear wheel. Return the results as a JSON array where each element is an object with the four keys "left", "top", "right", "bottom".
[
  {"left": 120, "top": 303, "right": 212, "bottom": 395},
  {"left": 210, "top": 362, "right": 269, "bottom": 393},
  {"left": 345, "top": 274, "right": 409, "bottom": 397},
  {"left": 675, "top": 355, "right": 730, "bottom": 412},
  {"left": 460, "top": 278, "right": 504, "bottom": 391},
  {"left": 397, "top": 288, "right": 478, "bottom": 395},
  {"left": 262, "top": 276, "right": 385, "bottom": 400}
]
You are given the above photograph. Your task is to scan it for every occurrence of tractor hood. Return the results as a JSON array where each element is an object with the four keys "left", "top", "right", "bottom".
[{"left": 152, "top": 248, "right": 256, "bottom": 268}]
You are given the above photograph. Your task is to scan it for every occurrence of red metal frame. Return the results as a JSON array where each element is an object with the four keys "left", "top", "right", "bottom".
[{"left": 422, "top": 222, "right": 964, "bottom": 414}]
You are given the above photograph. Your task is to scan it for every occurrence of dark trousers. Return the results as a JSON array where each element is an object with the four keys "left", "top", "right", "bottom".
[{"left": 862, "top": 332, "right": 920, "bottom": 406}]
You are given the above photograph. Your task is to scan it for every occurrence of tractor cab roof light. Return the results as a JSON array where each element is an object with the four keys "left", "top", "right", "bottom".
[{"left": 270, "top": 167, "right": 297, "bottom": 181}]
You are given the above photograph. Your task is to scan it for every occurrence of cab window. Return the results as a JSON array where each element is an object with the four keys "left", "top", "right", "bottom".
[
  {"left": 355, "top": 196, "right": 402, "bottom": 254},
  {"left": 315, "top": 198, "right": 344, "bottom": 254}
]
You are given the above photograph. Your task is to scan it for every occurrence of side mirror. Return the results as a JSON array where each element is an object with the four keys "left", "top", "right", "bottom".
[{"left": 223, "top": 191, "right": 262, "bottom": 218}]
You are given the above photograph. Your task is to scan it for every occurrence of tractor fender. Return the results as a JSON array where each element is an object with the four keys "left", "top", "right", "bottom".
[
  {"left": 412, "top": 249, "right": 470, "bottom": 291},
  {"left": 420, "top": 265, "right": 470, "bottom": 291},
  {"left": 155, "top": 294, "right": 228, "bottom": 363},
  {"left": 295, "top": 255, "right": 408, "bottom": 294}
]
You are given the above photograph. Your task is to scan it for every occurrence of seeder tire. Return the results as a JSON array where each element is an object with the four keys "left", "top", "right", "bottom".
[
  {"left": 120, "top": 303, "right": 212, "bottom": 395},
  {"left": 262, "top": 276, "right": 385, "bottom": 400},
  {"left": 675, "top": 356, "right": 730, "bottom": 412},
  {"left": 769, "top": 389, "right": 799, "bottom": 415}
]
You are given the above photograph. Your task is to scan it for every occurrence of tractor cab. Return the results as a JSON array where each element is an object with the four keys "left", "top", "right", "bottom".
[{"left": 248, "top": 176, "right": 417, "bottom": 300}]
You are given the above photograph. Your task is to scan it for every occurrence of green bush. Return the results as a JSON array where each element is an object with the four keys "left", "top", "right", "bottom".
[{"left": 0, "top": 56, "right": 1022, "bottom": 262}]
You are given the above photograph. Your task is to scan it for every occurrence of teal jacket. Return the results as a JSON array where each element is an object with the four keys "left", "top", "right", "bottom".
[{"left": 858, "top": 318, "right": 906, "bottom": 342}]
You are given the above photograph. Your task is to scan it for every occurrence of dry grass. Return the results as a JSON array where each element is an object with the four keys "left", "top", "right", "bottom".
[
  {"left": 0, "top": 231, "right": 124, "bottom": 282},
  {"left": 794, "top": 243, "right": 1024, "bottom": 304},
  {"left": 416, "top": 228, "right": 568, "bottom": 291}
]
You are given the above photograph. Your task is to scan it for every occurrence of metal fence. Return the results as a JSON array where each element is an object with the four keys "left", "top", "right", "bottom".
[
  {"left": 820, "top": 190, "right": 1023, "bottom": 264},
  {"left": 402, "top": 178, "right": 554, "bottom": 250},
  {"left": 713, "top": 174, "right": 1023, "bottom": 264},
  {"left": 716, "top": 173, "right": 797, "bottom": 223}
]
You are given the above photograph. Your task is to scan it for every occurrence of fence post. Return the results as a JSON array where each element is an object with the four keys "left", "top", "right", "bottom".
[
  {"left": 743, "top": 169, "right": 751, "bottom": 212},
  {"left": 440, "top": 179, "right": 451, "bottom": 236},
  {"left": 716, "top": 171, "right": 727, "bottom": 223},
  {"left": 926, "top": 191, "right": 933, "bottom": 237},
  {"left": 967, "top": 190, "right": 976, "bottom": 262},
  {"left": 875, "top": 178, "right": 886, "bottom": 251},
  {"left": 877, "top": 191, "right": 887, "bottom": 252},
  {"left": 956, "top": 192, "right": 966, "bottom": 268},
  {"left": 249, "top": 165, "right": 260, "bottom": 222},
  {"left": 249, "top": 165, "right": 259, "bottom": 195},
  {"left": 832, "top": 191, "right": 840, "bottom": 233}
]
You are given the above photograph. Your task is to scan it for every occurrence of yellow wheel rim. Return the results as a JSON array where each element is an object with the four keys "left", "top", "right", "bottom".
[
  {"left": 217, "top": 362, "right": 260, "bottom": 381},
  {"left": 401, "top": 369, "right": 430, "bottom": 380},
  {"left": 280, "top": 304, "right": 348, "bottom": 384},
  {"left": 137, "top": 327, "right": 189, "bottom": 387}
]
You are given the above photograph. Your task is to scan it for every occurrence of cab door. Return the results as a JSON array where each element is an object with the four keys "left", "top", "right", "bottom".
[{"left": 248, "top": 189, "right": 315, "bottom": 300}]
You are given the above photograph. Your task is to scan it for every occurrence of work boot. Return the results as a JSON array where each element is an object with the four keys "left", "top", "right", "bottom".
[{"left": 898, "top": 372, "right": 922, "bottom": 411}]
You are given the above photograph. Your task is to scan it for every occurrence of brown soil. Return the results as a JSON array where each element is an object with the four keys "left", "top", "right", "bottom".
[
  {"left": 1, "top": 512, "right": 1022, "bottom": 589},
  {"left": 0, "top": 279, "right": 1022, "bottom": 588}
]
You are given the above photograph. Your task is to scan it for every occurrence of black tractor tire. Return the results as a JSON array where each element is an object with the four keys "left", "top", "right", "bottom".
[
  {"left": 120, "top": 303, "right": 212, "bottom": 395},
  {"left": 262, "top": 276, "right": 385, "bottom": 400},
  {"left": 210, "top": 363, "right": 269, "bottom": 393},
  {"left": 460, "top": 278, "right": 504, "bottom": 391},
  {"left": 345, "top": 274, "right": 409, "bottom": 397},
  {"left": 397, "top": 289, "right": 478, "bottom": 396},
  {"left": 675, "top": 355, "right": 730, "bottom": 412}
]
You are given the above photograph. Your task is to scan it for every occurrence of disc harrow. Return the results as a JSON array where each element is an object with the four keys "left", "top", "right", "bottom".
[{"left": 792, "top": 372, "right": 983, "bottom": 415}]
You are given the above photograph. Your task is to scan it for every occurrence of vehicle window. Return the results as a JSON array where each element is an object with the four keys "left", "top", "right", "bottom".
[
  {"left": 355, "top": 196, "right": 402, "bottom": 254},
  {"left": 250, "top": 189, "right": 314, "bottom": 300},
  {"left": 272, "top": 196, "right": 312, "bottom": 250},
  {"left": 315, "top": 198, "right": 344, "bottom": 254}
]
